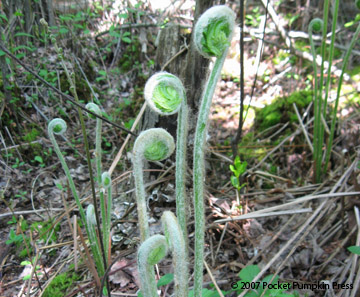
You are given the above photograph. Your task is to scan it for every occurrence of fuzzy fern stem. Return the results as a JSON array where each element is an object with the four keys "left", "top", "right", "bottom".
[
  {"left": 144, "top": 72, "right": 189, "bottom": 247},
  {"left": 161, "top": 211, "right": 189, "bottom": 297},
  {"left": 192, "top": 5, "right": 235, "bottom": 296},
  {"left": 132, "top": 128, "right": 175, "bottom": 242},
  {"left": 137, "top": 234, "right": 168, "bottom": 297}
]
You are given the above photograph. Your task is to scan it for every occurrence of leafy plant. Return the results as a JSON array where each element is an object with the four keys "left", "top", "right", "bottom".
[
  {"left": 43, "top": 267, "right": 80, "bottom": 297},
  {"left": 21, "top": 260, "right": 42, "bottom": 280},
  {"left": 230, "top": 156, "right": 247, "bottom": 192}
]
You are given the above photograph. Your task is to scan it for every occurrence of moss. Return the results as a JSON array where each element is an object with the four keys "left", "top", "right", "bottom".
[
  {"left": 22, "top": 128, "right": 41, "bottom": 142},
  {"left": 43, "top": 269, "right": 80, "bottom": 297},
  {"left": 255, "top": 90, "right": 313, "bottom": 131}
]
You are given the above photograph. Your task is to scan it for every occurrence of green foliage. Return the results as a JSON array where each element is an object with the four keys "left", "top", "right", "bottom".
[
  {"left": 6, "top": 218, "right": 59, "bottom": 258},
  {"left": 245, "top": 7, "right": 261, "bottom": 27},
  {"left": 21, "top": 260, "right": 42, "bottom": 280},
  {"left": 231, "top": 265, "right": 299, "bottom": 297},
  {"left": 348, "top": 245, "right": 360, "bottom": 255},
  {"left": 6, "top": 218, "right": 30, "bottom": 257},
  {"left": 201, "top": 17, "right": 231, "bottom": 57},
  {"left": 255, "top": 90, "right": 313, "bottom": 131},
  {"left": 43, "top": 269, "right": 80, "bottom": 297},
  {"left": 152, "top": 83, "right": 182, "bottom": 113},
  {"left": 230, "top": 156, "right": 247, "bottom": 191},
  {"left": 22, "top": 128, "right": 40, "bottom": 142}
]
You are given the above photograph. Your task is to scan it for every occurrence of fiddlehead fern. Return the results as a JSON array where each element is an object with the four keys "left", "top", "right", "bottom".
[
  {"left": 85, "top": 103, "right": 111, "bottom": 265},
  {"left": 308, "top": 18, "right": 323, "bottom": 180},
  {"left": 193, "top": 5, "right": 235, "bottom": 59},
  {"left": 48, "top": 118, "right": 106, "bottom": 276},
  {"left": 87, "top": 204, "right": 105, "bottom": 276},
  {"left": 144, "top": 72, "right": 189, "bottom": 250},
  {"left": 161, "top": 211, "right": 188, "bottom": 297},
  {"left": 137, "top": 211, "right": 188, "bottom": 297},
  {"left": 192, "top": 5, "right": 235, "bottom": 296},
  {"left": 132, "top": 128, "right": 175, "bottom": 242},
  {"left": 48, "top": 119, "right": 86, "bottom": 224},
  {"left": 144, "top": 72, "right": 184, "bottom": 115},
  {"left": 101, "top": 171, "right": 112, "bottom": 264},
  {"left": 324, "top": 0, "right": 360, "bottom": 170},
  {"left": 137, "top": 234, "right": 168, "bottom": 297}
]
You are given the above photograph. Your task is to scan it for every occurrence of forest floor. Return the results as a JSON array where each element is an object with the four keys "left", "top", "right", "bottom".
[{"left": 1, "top": 0, "right": 360, "bottom": 296}]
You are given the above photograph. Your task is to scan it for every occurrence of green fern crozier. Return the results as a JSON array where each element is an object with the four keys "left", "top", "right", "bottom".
[
  {"left": 152, "top": 82, "right": 182, "bottom": 113},
  {"left": 201, "top": 17, "right": 231, "bottom": 57}
]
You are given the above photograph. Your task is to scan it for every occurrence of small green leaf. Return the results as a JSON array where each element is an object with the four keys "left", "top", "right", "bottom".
[
  {"left": 157, "top": 273, "right": 174, "bottom": 287},
  {"left": 23, "top": 274, "right": 31, "bottom": 280},
  {"left": 239, "top": 265, "right": 260, "bottom": 282},
  {"left": 34, "top": 156, "right": 43, "bottom": 163},
  {"left": 231, "top": 176, "right": 239, "bottom": 188},
  {"left": 348, "top": 245, "right": 360, "bottom": 255},
  {"left": 21, "top": 260, "right": 31, "bottom": 266},
  {"left": 0, "top": 13, "right": 8, "bottom": 21},
  {"left": 14, "top": 32, "right": 34, "bottom": 38},
  {"left": 122, "top": 36, "right": 132, "bottom": 44},
  {"left": 59, "top": 27, "right": 69, "bottom": 34},
  {"left": 99, "top": 70, "right": 107, "bottom": 76},
  {"left": 119, "top": 13, "right": 128, "bottom": 19}
]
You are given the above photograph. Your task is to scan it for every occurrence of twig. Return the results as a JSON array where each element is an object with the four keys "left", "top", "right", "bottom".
[
  {"left": 108, "top": 102, "right": 147, "bottom": 175},
  {"left": 4, "top": 126, "right": 23, "bottom": 162},
  {"left": 227, "top": 191, "right": 360, "bottom": 222},
  {"left": 72, "top": 54, "right": 101, "bottom": 105},
  {"left": 0, "top": 208, "right": 63, "bottom": 220},
  {"left": 293, "top": 103, "right": 313, "bottom": 153},
  {"left": 203, "top": 260, "right": 224, "bottom": 297},
  {"left": 214, "top": 208, "right": 312, "bottom": 224},
  {"left": 240, "top": 154, "right": 358, "bottom": 296}
]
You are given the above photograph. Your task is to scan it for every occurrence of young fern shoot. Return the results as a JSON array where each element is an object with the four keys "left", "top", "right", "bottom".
[
  {"left": 308, "top": 18, "right": 323, "bottom": 182},
  {"left": 161, "top": 211, "right": 189, "bottom": 297},
  {"left": 48, "top": 118, "right": 105, "bottom": 275},
  {"left": 132, "top": 128, "right": 175, "bottom": 242},
  {"left": 137, "top": 234, "right": 168, "bottom": 297},
  {"left": 101, "top": 171, "right": 112, "bottom": 265},
  {"left": 85, "top": 103, "right": 113, "bottom": 266},
  {"left": 87, "top": 204, "right": 105, "bottom": 276},
  {"left": 324, "top": 0, "right": 360, "bottom": 170},
  {"left": 48, "top": 119, "right": 86, "bottom": 224},
  {"left": 144, "top": 72, "right": 189, "bottom": 246},
  {"left": 192, "top": 5, "right": 235, "bottom": 296},
  {"left": 137, "top": 211, "right": 188, "bottom": 297}
]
